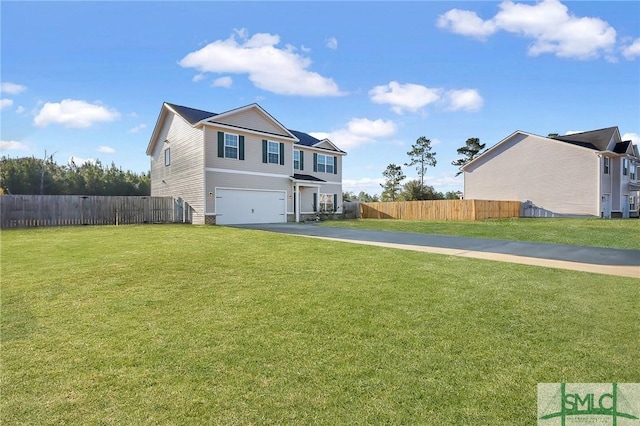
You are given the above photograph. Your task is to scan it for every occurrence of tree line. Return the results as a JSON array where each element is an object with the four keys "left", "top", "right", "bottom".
[
  {"left": 378, "top": 136, "right": 485, "bottom": 201},
  {"left": 0, "top": 155, "right": 150, "bottom": 196}
]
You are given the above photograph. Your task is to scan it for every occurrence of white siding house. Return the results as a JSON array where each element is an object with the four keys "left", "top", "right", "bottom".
[
  {"left": 462, "top": 127, "right": 640, "bottom": 218},
  {"left": 146, "top": 102, "right": 346, "bottom": 225}
]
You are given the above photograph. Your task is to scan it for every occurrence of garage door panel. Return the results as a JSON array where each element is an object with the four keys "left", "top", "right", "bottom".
[{"left": 216, "top": 188, "right": 286, "bottom": 225}]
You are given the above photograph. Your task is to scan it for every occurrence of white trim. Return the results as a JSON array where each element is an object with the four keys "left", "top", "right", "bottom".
[
  {"left": 205, "top": 167, "right": 291, "bottom": 179},
  {"left": 297, "top": 144, "right": 347, "bottom": 156},
  {"left": 201, "top": 121, "right": 297, "bottom": 141}
]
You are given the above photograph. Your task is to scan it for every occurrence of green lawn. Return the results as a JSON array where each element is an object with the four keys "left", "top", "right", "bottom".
[
  {"left": 321, "top": 218, "right": 640, "bottom": 250},
  {"left": 2, "top": 225, "right": 638, "bottom": 424}
]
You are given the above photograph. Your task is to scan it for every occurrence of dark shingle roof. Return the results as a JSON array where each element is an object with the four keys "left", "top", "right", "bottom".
[
  {"left": 292, "top": 174, "right": 326, "bottom": 182},
  {"left": 613, "top": 141, "right": 631, "bottom": 154},
  {"left": 166, "top": 102, "right": 342, "bottom": 152},
  {"left": 289, "top": 130, "right": 321, "bottom": 147},
  {"left": 550, "top": 127, "right": 617, "bottom": 151},
  {"left": 165, "top": 103, "right": 216, "bottom": 125}
]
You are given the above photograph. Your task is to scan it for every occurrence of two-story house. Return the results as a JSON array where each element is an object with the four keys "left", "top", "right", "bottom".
[
  {"left": 146, "top": 102, "right": 346, "bottom": 225},
  {"left": 462, "top": 127, "right": 639, "bottom": 218}
]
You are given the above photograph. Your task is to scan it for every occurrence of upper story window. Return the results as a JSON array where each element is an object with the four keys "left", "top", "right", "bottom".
[
  {"left": 268, "top": 141, "right": 280, "bottom": 164},
  {"left": 623, "top": 158, "right": 629, "bottom": 176},
  {"left": 217, "top": 132, "right": 244, "bottom": 160},
  {"left": 262, "top": 140, "right": 284, "bottom": 165},
  {"left": 225, "top": 134, "right": 239, "bottom": 159},
  {"left": 164, "top": 148, "right": 170, "bottom": 166},
  {"left": 294, "top": 150, "right": 305, "bottom": 170},
  {"left": 631, "top": 163, "right": 636, "bottom": 180},
  {"left": 603, "top": 157, "right": 610, "bottom": 175},
  {"left": 315, "top": 153, "right": 335, "bottom": 174}
]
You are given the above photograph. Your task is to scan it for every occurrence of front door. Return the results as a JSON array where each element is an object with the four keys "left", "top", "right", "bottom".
[{"left": 601, "top": 194, "right": 611, "bottom": 218}]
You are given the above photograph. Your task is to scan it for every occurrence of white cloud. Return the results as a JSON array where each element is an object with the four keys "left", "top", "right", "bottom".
[
  {"left": 16, "top": 105, "right": 25, "bottom": 114},
  {"left": 0, "top": 140, "right": 28, "bottom": 151},
  {"left": 437, "top": 9, "right": 497, "bottom": 39},
  {"left": 438, "top": 0, "right": 617, "bottom": 60},
  {"left": 325, "top": 37, "right": 338, "bottom": 50},
  {"left": 192, "top": 73, "right": 206, "bottom": 82},
  {"left": 565, "top": 130, "right": 584, "bottom": 135},
  {"left": 179, "top": 29, "right": 344, "bottom": 96},
  {"left": 0, "top": 82, "right": 27, "bottom": 95},
  {"left": 445, "top": 89, "right": 484, "bottom": 111},
  {"left": 97, "top": 145, "right": 116, "bottom": 154},
  {"left": 343, "top": 177, "right": 385, "bottom": 194},
  {"left": 310, "top": 118, "right": 397, "bottom": 150},
  {"left": 68, "top": 156, "right": 96, "bottom": 167},
  {"left": 34, "top": 99, "right": 120, "bottom": 128},
  {"left": 622, "top": 133, "right": 640, "bottom": 144},
  {"left": 212, "top": 76, "right": 233, "bottom": 88},
  {"left": 369, "top": 81, "right": 442, "bottom": 114},
  {"left": 622, "top": 38, "right": 640, "bottom": 60},
  {"left": 0, "top": 99, "right": 14, "bottom": 110},
  {"left": 128, "top": 123, "right": 147, "bottom": 134}
]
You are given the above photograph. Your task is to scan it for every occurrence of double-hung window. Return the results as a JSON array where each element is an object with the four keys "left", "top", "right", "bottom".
[
  {"left": 268, "top": 141, "right": 280, "bottom": 164},
  {"left": 315, "top": 154, "right": 335, "bottom": 174},
  {"left": 319, "top": 193, "right": 335, "bottom": 212},
  {"left": 631, "top": 163, "right": 636, "bottom": 180},
  {"left": 603, "top": 157, "right": 610, "bottom": 175},
  {"left": 225, "top": 134, "right": 239, "bottom": 159},
  {"left": 623, "top": 159, "right": 629, "bottom": 176},
  {"left": 294, "top": 150, "right": 301, "bottom": 170}
]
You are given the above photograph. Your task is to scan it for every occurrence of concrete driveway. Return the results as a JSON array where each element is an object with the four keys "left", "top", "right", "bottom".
[{"left": 231, "top": 223, "right": 640, "bottom": 278}]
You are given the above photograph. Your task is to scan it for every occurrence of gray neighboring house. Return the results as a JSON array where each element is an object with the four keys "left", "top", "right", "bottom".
[
  {"left": 146, "top": 102, "right": 346, "bottom": 225},
  {"left": 462, "top": 127, "right": 640, "bottom": 218}
]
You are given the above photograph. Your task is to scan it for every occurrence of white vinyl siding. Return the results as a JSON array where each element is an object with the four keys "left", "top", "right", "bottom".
[
  {"left": 211, "top": 108, "right": 289, "bottom": 136},
  {"left": 464, "top": 133, "right": 599, "bottom": 216},
  {"left": 150, "top": 112, "right": 205, "bottom": 224}
]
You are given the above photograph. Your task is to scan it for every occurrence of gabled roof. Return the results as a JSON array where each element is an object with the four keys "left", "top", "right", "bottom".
[
  {"left": 550, "top": 127, "right": 619, "bottom": 151},
  {"left": 147, "top": 101, "right": 345, "bottom": 156},
  {"left": 289, "top": 130, "right": 346, "bottom": 154},
  {"left": 613, "top": 140, "right": 631, "bottom": 154},
  {"left": 165, "top": 103, "right": 216, "bottom": 125}
]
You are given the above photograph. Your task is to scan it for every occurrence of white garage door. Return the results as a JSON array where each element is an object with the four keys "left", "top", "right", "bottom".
[{"left": 216, "top": 188, "right": 286, "bottom": 225}]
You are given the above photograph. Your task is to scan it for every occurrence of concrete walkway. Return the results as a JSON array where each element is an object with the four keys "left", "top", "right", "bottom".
[{"left": 232, "top": 223, "right": 640, "bottom": 278}]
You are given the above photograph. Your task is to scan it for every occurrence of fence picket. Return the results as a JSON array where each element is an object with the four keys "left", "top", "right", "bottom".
[
  {"left": 359, "top": 199, "right": 521, "bottom": 221},
  {"left": 0, "top": 195, "right": 190, "bottom": 229}
]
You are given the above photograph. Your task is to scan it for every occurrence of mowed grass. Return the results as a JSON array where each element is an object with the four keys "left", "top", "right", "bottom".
[
  {"left": 1, "top": 225, "right": 638, "bottom": 424},
  {"left": 321, "top": 218, "right": 640, "bottom": 249}
]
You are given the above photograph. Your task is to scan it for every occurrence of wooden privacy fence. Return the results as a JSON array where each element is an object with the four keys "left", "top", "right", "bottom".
[
  {"left": 0, "top": 195, "right": 192, "bottom": 229},
  {"left": 360, "top": 199, "right": 522, "bottom": 221}
]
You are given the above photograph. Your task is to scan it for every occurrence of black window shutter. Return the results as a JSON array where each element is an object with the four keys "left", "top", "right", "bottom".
[
  {"left": 333, "top": 156, "right": 338, "bottom": 174},
  {"left": 218, "top": 132, "right": 224, "bottom": 158},
  {"left": 333, "top": 194, "right": 337, "bottom": 212},
  {"left": 313, "top": 193, "right": 317, "bottom": 212},
  {"left": 262, "top": 140, "right": 267, "bottom": 163},
  {"left": 279, "top": 143, "right": 285, "bottom": 165},
  {"left": 239, "top": 136, "right": 245, "bottom": 160},
  {"left": 313, "top": 153, "right": 318, "bottom": 172},
  {"left": 300, "top": 151, "right": 304, "bottom": 170}
]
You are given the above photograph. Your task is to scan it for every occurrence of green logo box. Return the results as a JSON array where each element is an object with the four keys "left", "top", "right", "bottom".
[{"left": 538, "top": 383, "right": 640, "bottom": 425}]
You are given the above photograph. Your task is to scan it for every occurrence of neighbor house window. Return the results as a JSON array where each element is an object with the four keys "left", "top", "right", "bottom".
[
  {"left": 164, "top": 148, "right": 170, "bottom": 166},
  {"left": 603, "top": 157, "right": 610, "bottom": 174},
  {"left": 631, "top": 163, "right": 636, "bottom": 180},
  {"left": 630, "top": 196, "right": 636, "bottom": 211},
  {"left": 268, "top": 141, "right": 280, "bottom": 164},
  {"left": 294, "top": 150, "right": 301, "bottom": 170},
  {"left": 319, "top": 193, "right": 335, "bottom": 212},
  {"left": 225, "top": 133, "right": 239, "bottom": 159},
  {"left": 315, "top": 154, "right": 335, "bottom": 174},
  {"left": 623, "top": 159, "right": 629, "bottom": 176}
]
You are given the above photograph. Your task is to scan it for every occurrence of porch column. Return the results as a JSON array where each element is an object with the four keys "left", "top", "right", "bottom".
[{"left": 295, "top": 182, "right": 300, "bottom": 223}]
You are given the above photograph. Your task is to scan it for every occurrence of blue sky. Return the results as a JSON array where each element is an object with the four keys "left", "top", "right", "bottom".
[{"left": 2, "top": 1, "right": 639, "bottom": 195}]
